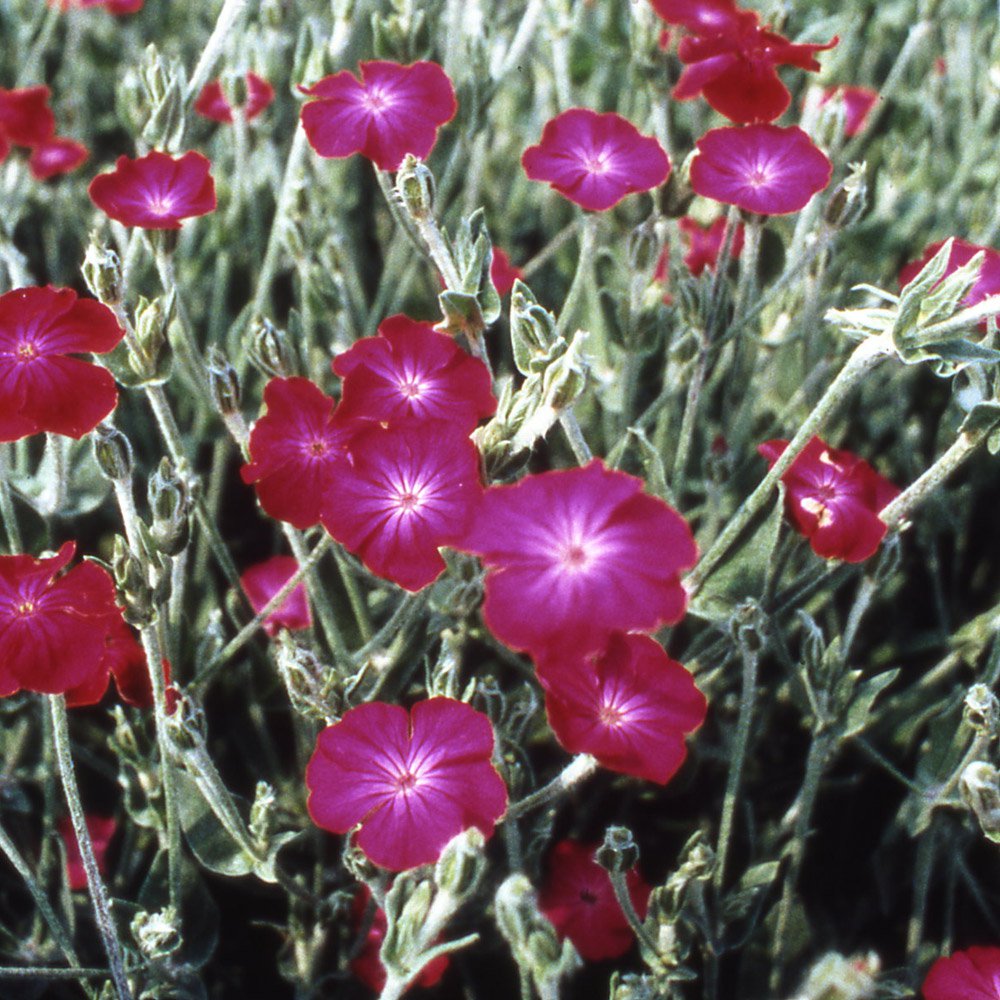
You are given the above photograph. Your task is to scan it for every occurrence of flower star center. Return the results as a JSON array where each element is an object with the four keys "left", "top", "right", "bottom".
[
  {"left": 598, "top": 701, "right": 626, "bottom": 728},
  {"left": 393, "top": 769, "right": 421, "bottom": 793},
  {"left": 397, "top": 491, "right": 422, "bottom": 512},
  {"left": 399, "top": 379, "right": 424, "bottom": 400},
  {"left": 14, "top": 600, "right": 36, "bottom": 616},
  {"left": 583, "top": 151, "right": 613, "bottom": 175},
  {"left": 579, "top": 889, "right": 599, "bottom": 905},
  {"left": 559, "top": 541, "right": 591, "bottom": 572},
  {"left": 147, "top": 194, "right": 176, "bottom": 216},
  {"left": 306, "top": 438, "right": 329, "bottom": 457},
  {"left": 362, "top": 88, "right": 394, "bottom": 114},
  {"left": 16, "top": 342, "right": 37, "bottom": 360},
  {"left": 747, "top": 165, "right": 773, "bottom": 188},
  {"left": 801, "top": 495, "right": 835, "bottom": 528}
]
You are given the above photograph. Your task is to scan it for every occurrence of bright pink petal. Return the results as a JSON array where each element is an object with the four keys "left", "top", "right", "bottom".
[
  {"left": 240, "top": 555, "right": 312, "bottom": 635},
  {"left": 923, "top": 946, "right": 1000, "bottom": 1000},
  {"left": 0, "top": 86, "right": 55, "bottom": 146},
  {"left": 29, "top": 138, "right": 89, "bottom": 180}
]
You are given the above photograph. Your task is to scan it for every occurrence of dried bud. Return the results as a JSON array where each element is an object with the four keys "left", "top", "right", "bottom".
[
  {"left": 148, "top": 458, "right": 191, "bottom": 557},
  {"left": 165, "top": 692, "right": 207, "bottom": 754},
  {"left": 132, "top": 294, "right": 171, "bottom": 379},
  {"left": 396, "top": 154, "right": 436, "bottom": 221},
  {"left": 249, "top": 781, "right": 278, "bottom": 845},
  {"left": 964, "top": 684, "right": 1000, "bottom": 737},
  {"left": 434, "top": 828, "right": 486, "bottom": 900},
  {"left": 82, "top": 241, "right": 124, "bottom": 307},
  {"left": 961, "top": 761, "right": 1000, "bottom": 843},
  {"left": 207, "top": 346, "right": 241, "bottom": 417},
  {"left": 792, "top": 950, "right": 880, "bottom": 1000},
  {"left": 92, "top": 423, "right": 133, "bottom": 482},
  {"left": 131, "top": 906, "right": 182, "bottom": 961},
  {"left": 596, "top": 825, "right": 640, "bottom": 874}
]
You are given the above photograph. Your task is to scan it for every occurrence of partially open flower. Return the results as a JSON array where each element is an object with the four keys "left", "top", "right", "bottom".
[
  {"left": 195, "top": 72, "right": 275, "bottom": 124},
  {"left": 819, "top": 85, "right": 880, "bottom": 137},
  {"left": 28, "top": 137, "right": 89, "bottom": 180}
]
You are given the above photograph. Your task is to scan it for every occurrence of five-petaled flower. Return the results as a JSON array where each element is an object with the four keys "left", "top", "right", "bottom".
[
  {"left": 57, "top": 815, "right": 117, "bottom": 892},
  {"left": 300, "top": 60, "right": 457, "bottom": 172},
  {"left": 0, "top": 286, "right": 124, "bottom": 442},
  {"left": 648, "top": 0, "right": 743, "bottom": 35},
  {"left": 306, "top": 698, "right": 507, "bottom": 871},
  {"left": 690, "top": 124, "right": 832, "bottom": 215},
  {"left": 521, "top": 108, "right": 671, "bottom": 212},
  {"left": 922, "top": 945, "right": 1000, "bottom": 1000},
  {"left": 88, "top": 150, "right": 217, "bottom": 230},
  {"left": 240, "top": 555, "right": 312, "bottom": 636},
  {"left": 195, "top": 72, "right": 276, "bottom": 124},
  {"left": 758, "top": 436, "right": 900, "bottom": 563}
]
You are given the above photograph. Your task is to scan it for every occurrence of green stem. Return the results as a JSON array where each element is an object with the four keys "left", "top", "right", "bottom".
[
  {"left": 555, "top": 214, "right": 598, "bottom": 339},
  {"left": 670, "top": 342, "right": 708, "bottom": 493},
  {"left": 0, "top": 967, "right": 111, "bottom": 980},
  {"left": 608, "top": 869, "right": 663, "bottom": 964},
  {"left": 185, "top": 0, "right": 249, "bottom": 102},
  {"left": 506, "top": 755, "right": 597, "bottom": 820},
  {"left": 558, "top": 411, "right": 592, "bottom": 464},
  {"left": 0, "top": 445, "right": 22, "bottom": 553},
  {"left": 153, "top": 252, "right": 214, "bottom": 401},
  {"left": 334, "top": 548, "right": 373, "bottom": 642}
]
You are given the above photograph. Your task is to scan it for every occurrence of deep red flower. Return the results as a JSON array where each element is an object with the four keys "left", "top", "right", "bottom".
[
  {"left": 57, "top": 815, "right": 116, "bottom": 891},
  {"left": 648, "top": 0, "right": 742, "bottom": 35},
  {"left": 321, "top": 421, "right": 483, "bottom": 592},
  {"left": 819, "top": 85, "right": 880, "bottom": 137},
  {"left": 194, "top": 72, "right": 275, "bottom": 124},
  {"left": 491, "top": 249, "right": 523, "bottom": 298},
  {"left": 0, "top": 86, "right": 55, "bottom": 147},
  {"left": 332, "top": 314, "right": 496, "bottom": 431},
  {"left": 0, "top": 543, "right": 120, "bottom": 697},
  {"left": 522, "top": 109, "right": 671, "bottom": 212},
  {"left": 240, "top": 555, "right": 311, "bottom": 635},
  {"left": 923, "top": 946, "right": 1000, "bottom": 1000},
  {"left": 28, "top": 137, "right": 88, "bottom": 180},
  {"left": 0, "top": 286, "right": 123, "bottom": 442},
  {"left": 52, "top": 0, "right": 143, "bottom": 12},
  {"left": 690, "top": 124, "right": 832, "bottom": 215},
  {"left": 241, "top": 377, "right": 354, "bottom": 529},
  {"left": 306, "top": 698, "right": 507, "bottom": 871},
  {"left": 758, "top": 437, "right": 899, "bottom": 563},
  {"left": 538, "top": 840, "right": 651, "bottom": 961},
  {"left": 300, "top": 61, "right": 457, "bottom": 172},
  {"left": 672, "top": 9, "right": 837, "bottom": 123},
  {"left": 88, "top": 150, "right": 216, "bottom": 230},
  {"left": 539, "top": 632, "right": 707, "bottom": 784},
  {"left": 678, "top": 216, "right": 745, "bottom": 276},
  {"left": 457, "top": 460, "right": 697, "bottom": 659}
]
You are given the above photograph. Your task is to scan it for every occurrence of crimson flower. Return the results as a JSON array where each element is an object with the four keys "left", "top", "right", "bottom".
[
  {"left": 820, "top": 85, "right": 880, "bottom": 137},
  {"left": 51, "top": 0, "right": 143, "bottom": 12},
  {"left": 758, "top": 437, "right": 899, "bottom": 563},
  {"left": 194, "top": 72, "right": 275, "bottom": 124},
  {"left": 300, "top": 61, "right": 457, "bottom": 172},
  {"left": 647, "top": 0, "right": 743, "bottom": 34},
  {"left": 240, "top": 555, "right": 311, "bottom": 635},
  {"left": 306, "top": 698, "right": 507, "bottom": 871},
  {"left": 88, "top": 150, "right": 216, "bottom": 230},
  {"left": 923, "top": 946, "right": 1000, "bottom": 1000},
  {"left": 321, "top": 421, "right": 483, "bottom": 592},
  {"left": 672, "top": 9, "right": 837, "bottom": 123},
  {"left": 900, "top": 238, "right": 1000, "bottom": 330},
  {"left": 491, "top": 249, "right": 523, "bottom": 298},
  {"left": 690, "top": 124, "right": 832, "bottom": 215},
  {"left": 522, "top": 109, "right": 671, "bottom": 212},
  {"left": 678, "top": 215, "right": 745, "bottom": 276},
  {"left": 539, "top": 840, "right": 651, "bottom": 961},
  {"left": 0, "top": 86, "right": 55, "bottom": 148},
  {"left": 241, "top": 377, "right": 354, "bottom": 529},
  {"left": 332, "top": 314, "right": 496, "bottom": 431},
  {"left": 457, "top": 460, "right": 697, "bottom": 659},
  {"left": 0, "top": 286, "right": 124, "bottom": 442},
  {"left": 0, "top": 543, "right": 120, "bottom": 698},
  {"left": 28, "top": 137, "right": 88, "bottom": 180},
  {"left": 57, "top": 815, "right": 116, "bottom": 891},
  {"left": 540, "top": 632, "right": 707, "bottom": 784}
]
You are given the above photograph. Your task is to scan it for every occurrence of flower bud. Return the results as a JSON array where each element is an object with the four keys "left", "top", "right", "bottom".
[
  {"left": 132, "top": 295, "right": 171, "bottom": 378},
  {"left": 248, "top": 316, "right": 299, "bottom": 378},
  {"left": 628, "top": 219, "right": 661, "bottom": 275},
  {"left": 207, "top": 346, "right": 241, "bottom": 417},
  {"left": 596, "top": 825, "right": 640, "bottom": 874},
  {"left": 165, "top": 692, "right": 207, "bottom": 754},
  {"left": 823, "top": 162, "right": 867, "bottom": 229},
  {"left": 540, "top": 331, "right": 589, "bottom": 413},
  {"left": 964, "top": 684, "right": 1000, "bottom": 736},
  {"left": 396, "top": 154, "right": 436, "bottom": 221},
  {"left": 111, "top": 535, "right": 155, "bottom": 627},
  {"left": 434, "top": 828, "right": 486, "bottom": 900},
  {"left": 93, "top": 424, "right": 134, "bottom": 482},
  {"left": 961, "top": 761, "right": 1000, "bottom": 843},
  {"left": 82, "top": 241, "right": 124, "bottom": 307},
  {"left": 274, "top": 633, "right": 341, "bottom": 724},
  {"left": 249, "top": 781, "right": 278, "bottom": 846},
  {"left": 147, "top": 458, "right": 191, "bottom": 557}
]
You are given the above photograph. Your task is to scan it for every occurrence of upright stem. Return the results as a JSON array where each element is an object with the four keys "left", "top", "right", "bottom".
[
  {"left": 559, "top": 412, "right": 592, "bottom": 464},
  {"left": 185, "top": 0, "right": 249, "bottom": 101},
  {"left": 555, "top": 215, "right": 598, "bottom": 340},
  {"left": 506, "top": 755, "right": 597, "bottom": 819},
  {"left": 0, "top": 445, "right": 22, "bottom": 553}
]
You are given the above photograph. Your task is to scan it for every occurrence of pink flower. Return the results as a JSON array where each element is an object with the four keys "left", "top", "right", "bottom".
[
  {"left": 690, "top": 124, "right": 832, "bottom": 215},
  {"left": 648, "top": 0, "right": 743, "bottom": 35},
  {"left": 491, "top": 248, "right": 523, "bottom": 298},
  {"left": 241, "top": 377, "right": 354, "bottom": 529},
  {"left": 52, "top": 0, "right": 143, "bottom": 13},
  {"left": 0, "top": 86, "right": 55, "bottom": 148},
  {"left": 88, "top": 150, "right": 216, "bottom": 230},
  {"left": 540, "top": 632, "right": 707, "bottom": 784},
  {"left": 521, "top": 109, "right": 671, "bottom": 212},
  {"left": 923, "top": 946, "right": 1000, "bottom": 1000},
  {"left": 240, "top": 555, "right": 311, "bottom": 635},
  {"left": 538, "top": 840, "right": 651, "bottom": 961},
  {"left": 819, "top": 85, "right": 880, "bottom": 137},
  {"left": 194, "top": 72, "right": 275, "bottom": 124},
  {"left": 672, "top": 9, "right": 837, "bottom": 123},
  {"left": 57, "top": 815, "right": 116, "bottom": 891},
  {"left": 758, "top": 437, "right": 899, "bottom": 563},
  {"left": 456, "top": 460, "right": 697, "bottom": 659},
  {"left": 678, "top": 215, "right": 744, "bottom": 276},
  {"left": 321, "top": 422, "right": 483, "bottom": 592},
  {"left": 300, "top": 61, "right": 457, "bottom": 172},
  {"left": 306, "top": 698, "right": 507, "bottom": 871},
  {"left": 332, "top": 314, "right": 496, "bottom": 431},
  {"left": 0, "top": 286, "right": 124, "bottom": 442},
  {"left": 28, "top": 137, "right": 88, "bottom": 180}
]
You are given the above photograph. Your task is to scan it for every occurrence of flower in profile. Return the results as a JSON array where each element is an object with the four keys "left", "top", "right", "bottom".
[
  {"left": 88, "top": 150, "right": 216, "bottom": 230},
  {"left": 57, "top": 815, "right": 116, "bottom": 891},
  {"left": 538, "top": 840, "right": 651, "bottom": 961},
  {"left": 491, "top": 249, "right": 523, "bottom": 298},
  {"left": 332, "top": 314, "right": 496, "bottom": 431},
  {"left": 758, "top": 437, "right": 899, "bottom": 563},
  {"left": 678, "top": 215, "right": 745, "bottom": 276},
  {"left": 923, "top": 946, "right": 1000, "bottom": 1000},
  {"left": 819, "top": 85, "right": 880, "bottom": 137},
  {"left": 306, "top": 698, "right": 507, "bottom": 871},
  {"left": 240, "top": 555, "right": 311, "bottom": 636},
  {"left": 540, "top": 632, "right": 707, "bottom": 784},
  {"left": 672, "top": 9, "right": 837, "bottom": 123},
  {"left": 0, "top": 286, "right": 124, "bottom": 442},
  {"left": 300, "top": 61, "right": 457, "bottom": 172},
  {"left": 194, "top": 72, "right": 275, "bottom": 124},
  {"left": 0, "top": 543, "right": 121, "bottom": 698},
  {"left": 241, "top": 377, "right": 354, "bottom": 529},
  {"left": 648, "top": 0, "right": 742, "bottom": 34},
  {"left": 0, "top": 86, "right": 55, "bottom": 148},
  {"left": 28, "top": 137, "right": 88, "bottom": 180},
  {"left": 321, "top": 421, "right": 483, "bottom": 592},
  {"left": 457, "top": 460, "right": 697, "bottom": 659},
  {"left": 522, "top": 109, "right": 670, "bottom": 212},
  {"left": 51, "top": 0, "right": 143, "bottom": 13},
  {"left": 690, "top": 124, "right": 832, "bottom": 215}
]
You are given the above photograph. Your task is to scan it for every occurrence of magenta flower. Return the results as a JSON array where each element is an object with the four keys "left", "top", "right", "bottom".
[
  {"left": 820, "top": 85, "right": 880, "bottom": 137},
  {"left": 241, "top": 377, "right": 354, "bottom": 529},
  {"left": 539, "top": 840, "right": 651, "bottom": 961},
  {"left": 321, "top": 421, "right": 483, "bottom": 592},
  {"left": 900, "top": 238, "right": 1000, "bottom": 330},
  {"left": 28, "top": 137, "right": 88, "bottom": 180},
  {"left": 758, "top": 436, "right": 899, "bottom": 563},
  {"left": 678, "top": 215, "right": 744, "bottom": 276},
  {"left": 457, "top": 460, "right": 697, "bottom": 659},
  {"left": 57, "top": 815, "right": 117, "bottom": 891},
  {"left": 690, "top": 124, "right": 832, "bottom": 215},
  {"left": 306, "top": 698, "right": 507, "bottom": 871},
  {"left": 648, "top": 0, "right": 743, "bottom": 34},
  {"left": 0, "top": 86, "right": 55, "bottom": 148},
  {"left": 521, "top": 109, "right": 671, "bottom": 212},
  {"left": 491, "top": 249, "right": 523, "bottom": 298},
  {"left": 540, "top": 632, "right": 707, "bottom": 784},
  {"left": 194, "top": 72, "right": 275, "bottom": 124},
  {"left": 300, "top": 61, "right": 457, "bottom": 172},
  {"left": 923, "top": 946, "right": 1000, "bottom": 999},
  {"left": 332, "top": 314, "right": 496, "bottom": 431},
  {"left": 240, "top": 555, "right": 311, "bottom": 635},
  {"left": 88, "top": 150, "right": 216, "bottom": 230}
]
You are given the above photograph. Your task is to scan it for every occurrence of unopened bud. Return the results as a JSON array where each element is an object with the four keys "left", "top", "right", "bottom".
[
  {"left": 82, "top": 242, "right": 124, "bottom": 306},
  {"left": 93, "top": 424, "right": 133, "bottom": 482},
  {"left": 596, "top": 826, "right": 640, "bottom": 874},
  {"left": 249, "top": 781, "right": 278, "bottom": 845},
  {"left": 248, "top": 317, "right": 298, "bottom": 378},
  {"left": 823, "top": 162, "right": 867, "bottom": 229},
  {"left": 274, "top": 633, "right": 341, "bottom": 723},
  {"left": 961, "top": 761, "right": 1000, "bottom": 843},
  {"left": 207, "top": 346, "right": 241, "bottom": 417},
  {"left": 396, "top": 154, "right": 435, "bottom": 221},
  {"left": 147, "top": 458, "right": 190, "bottom": 556},
  {"left": 111, "top": 535, "right": 155, "bottom": 627},
  {"left": 434, "top": 828, "right": 486, "bottom": 899},
  {"left": 628, "top": 219, "right": 661, "bottom": 274}
]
